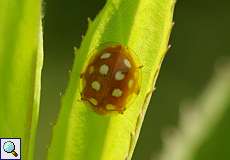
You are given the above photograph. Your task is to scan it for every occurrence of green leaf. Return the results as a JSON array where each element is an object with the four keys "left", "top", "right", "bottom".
[
  {"left": 0, "top": 0, "right": 43, "bottom": 159},
  {"left": 48, "top": 0, "right": 175, "bottom": 159},
  {"left": 154, "top": 63, "right": 230, "bottom": 160}
]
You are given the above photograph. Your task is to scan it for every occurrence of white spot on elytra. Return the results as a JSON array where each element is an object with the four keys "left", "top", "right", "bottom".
[
  {"left": 115, "top": 71, "right": 125, "bottom": 80},
  {"left": 88, "top": 97, "right": 98, "bottom": 105},
  {"left": 112, "top": 88, "right": 123, "bottom": 97},
  {"left": 124, "top": 59, "right": 131, "bottom": 68},
  {"left": 106, "top": 104, "right": 116, "bottom": 110},
  {"left": 100, "top": 53, "right": 111, "bottom": 59},
  {"left": 99, "top": 64, "right": 109, "bottom": 75},
  {"left": 91, "top": 81, "right": 101, "bottom": 91}
]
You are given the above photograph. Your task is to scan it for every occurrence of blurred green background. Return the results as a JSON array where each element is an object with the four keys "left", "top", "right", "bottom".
[{"left": 35, "top": 0, "right": 230, "bottom": 159}]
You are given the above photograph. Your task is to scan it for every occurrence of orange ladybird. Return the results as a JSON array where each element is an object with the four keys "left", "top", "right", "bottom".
[{"left": 81, "top": 43, "right": 141, "bottom": 114}]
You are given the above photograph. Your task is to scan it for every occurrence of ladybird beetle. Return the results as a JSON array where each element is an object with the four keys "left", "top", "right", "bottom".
[{"left": 81, "top": 43, "right": 141, "bottom": 114}]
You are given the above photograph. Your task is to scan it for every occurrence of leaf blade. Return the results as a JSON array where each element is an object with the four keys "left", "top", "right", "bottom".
[
  {"left": 48, "top": 0, "right": 175, "bottom": 159},
  {"left": 0, "top": 0, "right": 43, "bottom": 159}
]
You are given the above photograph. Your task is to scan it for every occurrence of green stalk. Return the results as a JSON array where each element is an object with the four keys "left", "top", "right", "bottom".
[
  {"left": 48, "top": 0, "right": 175, "bottom": 159},
  {"left": 154, "top": 63, "right": 230, "bottom": 160},
  {"left": 0, "top": 0, "right": 43, "bottom": 159}
]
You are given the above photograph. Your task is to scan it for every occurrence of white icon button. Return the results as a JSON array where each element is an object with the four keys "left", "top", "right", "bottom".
[{"left": 1, "top": 138, "right": 21, "bottom": 160}]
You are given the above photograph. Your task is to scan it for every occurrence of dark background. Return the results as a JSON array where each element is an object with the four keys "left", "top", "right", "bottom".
[{"left": 35, "top": 0, "right": 230, "bottom": 159}]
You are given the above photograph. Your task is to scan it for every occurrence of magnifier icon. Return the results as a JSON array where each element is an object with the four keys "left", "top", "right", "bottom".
[{"left": 3, "top": 141, "right": 18, "bottom": 157}]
